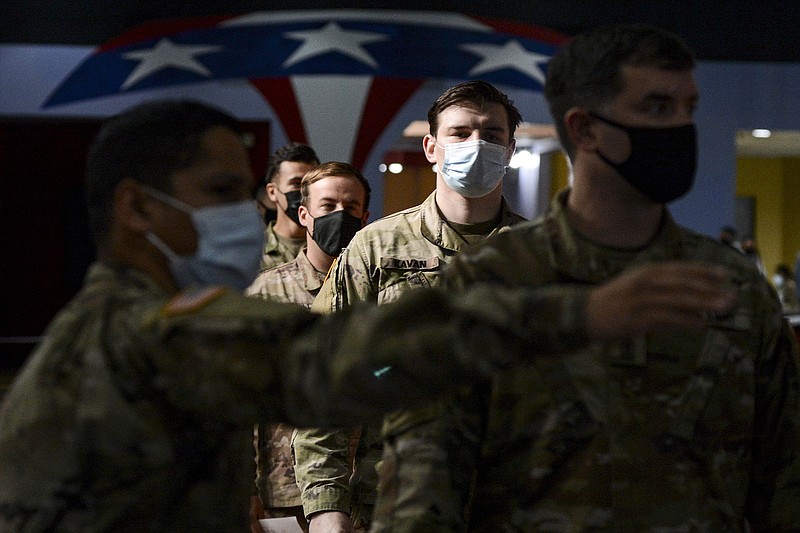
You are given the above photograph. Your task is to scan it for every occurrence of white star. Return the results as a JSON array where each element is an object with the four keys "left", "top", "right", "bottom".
[
  {"left": 282, "top": 21, "right": 389, "bottom": 69},
  {"left": 460, "top": 40, "right": 550, "bottom": 85},
  {"left": 121, "top": 38, "right": 222, "bottom": 90}
]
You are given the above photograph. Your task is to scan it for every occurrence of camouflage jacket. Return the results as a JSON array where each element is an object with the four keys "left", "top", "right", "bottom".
[
  {"left": 259, "top": 220, "right": 305, "bottom": 271},
  {"left": 246, "top": 248, "right": 326, "bottom": 508},
  {"left": 297, "top": 192, "right": 525, "bottom": 522},
  {"left": 372, "top": 189, "right": 800, "bottom": 532},
  {"left": 0, "top": 261, "right": 586, "bottom": 532},
  {"left": 248, "top": 247, "right": 325, "bottom": 309}
]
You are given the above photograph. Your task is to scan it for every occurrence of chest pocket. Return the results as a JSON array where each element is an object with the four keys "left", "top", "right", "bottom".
[
  {"left": 653, "top": 309, "right": 751, "bottom": 450},
  {"left": 377, "top": 256, "right": 441, "bottom": 304}
]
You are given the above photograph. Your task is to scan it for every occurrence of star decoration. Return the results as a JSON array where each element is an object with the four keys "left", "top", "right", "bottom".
[
  {"left": 121, "top": 38, "right": 222, "bottom": 90},
  {"left": 282, "top": 21, "right": 390, "bottom": 69},
  {"left": 460, "top": 40, "right": 550, "bottom": 84}
]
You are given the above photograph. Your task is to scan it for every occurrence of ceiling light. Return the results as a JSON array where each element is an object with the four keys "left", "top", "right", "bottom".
[{"left": 509, "top": 150, "right": 540, "bottom": 169}]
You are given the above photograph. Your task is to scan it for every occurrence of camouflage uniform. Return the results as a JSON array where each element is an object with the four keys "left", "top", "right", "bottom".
[
  {"left": 372, "top": 189, "right": 800, "bottom": 532},
  {"left": 296, "top": 191, "right": 525, "bottom": 529},
  {"left": 0, "top": 260, "right": 589, "bottom": 532},
  {"left": 248, "top": 247, "right": 325, "bottom": 309},
  {"left": 246, "top": 248, "right": 326, "bottom": 521},
  {"left": 260, "top": 220, "right": 305, "bottom": 271}
]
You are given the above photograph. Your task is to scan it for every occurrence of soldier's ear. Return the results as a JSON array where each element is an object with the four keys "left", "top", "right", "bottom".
[
  {"left": 297, "top": 204, "right": 310, "bottom": 229},
  {"left": 422, "top": 134, "right": 438, "bottom": 164},
  {"left": 564, "top": 107, "right": 598, "bottom": 153},
  {"left": 266, "top": 181, "right": 279, "bottom": 204},
  {"left": 114, "top": 179, "right": 153, "bottom": 233}
]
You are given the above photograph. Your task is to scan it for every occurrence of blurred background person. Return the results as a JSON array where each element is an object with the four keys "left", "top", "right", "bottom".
[{"left": 773, "top": 263, "right": 799, "bottom": 312}]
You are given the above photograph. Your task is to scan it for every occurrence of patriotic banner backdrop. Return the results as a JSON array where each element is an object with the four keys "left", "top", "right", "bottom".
[{"left": 2, "top": 10, "right": 565, "bottom": 210}]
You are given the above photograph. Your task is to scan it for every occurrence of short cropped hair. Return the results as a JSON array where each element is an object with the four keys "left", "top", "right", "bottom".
[
  {"left": 544, "top": 24, "right": 695, "bottom": 158},
  {"left": 265, "top": 142, "right": 320, "bottom": 183},
  {"left": 300, "top": 162, "right": 371, "bottom": 212},
  {"left": 85, "top": 99, "right": 241, "bottom": 246},
  {"left": 427, "top": 80, "right": 522, "bottom": 139}
]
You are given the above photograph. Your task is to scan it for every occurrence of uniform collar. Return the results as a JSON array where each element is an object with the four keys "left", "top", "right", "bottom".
[
  {"left": 544, "top": 188, "right": 686, "bottom": 283},
  {"left": 419, "top": 191, "right": 523, "bottom": 252},
  {"left": 295, "top": 247, "right": 327, "bottom": 292}
]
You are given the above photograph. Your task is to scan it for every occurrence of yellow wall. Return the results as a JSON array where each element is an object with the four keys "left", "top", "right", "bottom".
[
  {"left": 550, "top": 150, "right": 571, "bottom": 198},
  {"left": 784, "top": 159, "right": 800, "bottom": 272},
  {"left": 382, "top": 165, "right": 436, "bottom": 216},
  {"left": 736, "top": 157, "right": 800, "bottom": 277}
]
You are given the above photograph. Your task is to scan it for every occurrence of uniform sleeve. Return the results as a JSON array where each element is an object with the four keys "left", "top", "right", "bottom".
[
  {"left": 141, "top": 283, "right": 589, "bottom": 428},
  {"left": 293, "top": 427, "right": 356, "bottom": 518},
  {"left": 746, "top": 308, "right": 800, "bottom": 530},
  {"left": 372, "top": 392, "right": 485, "bottom": 532}
]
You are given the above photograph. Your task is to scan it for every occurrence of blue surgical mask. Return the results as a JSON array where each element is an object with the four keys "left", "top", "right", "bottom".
[
  {"left": 142, "top": 186, "right": 264, "bottom": 291},
  {"left": 439, "top": 139, "right": 509, "bottom": 198}
]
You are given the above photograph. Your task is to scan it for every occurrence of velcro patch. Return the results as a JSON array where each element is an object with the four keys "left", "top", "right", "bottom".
[
  {"left": 163, "top": 286, "right": 228, "bottom": 316},
  {"left": 380, "top": 257, "right": 440, "bottom": 271}
]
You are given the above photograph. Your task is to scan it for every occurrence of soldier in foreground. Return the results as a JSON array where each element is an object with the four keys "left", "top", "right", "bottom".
[
  {"left": 371, "top": 24, "right": 800, "bottom": 532},
  {"left": 0, "top": 99, "right": 736, "bottom": 532}
]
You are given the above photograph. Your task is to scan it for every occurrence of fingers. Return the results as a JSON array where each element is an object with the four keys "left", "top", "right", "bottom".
[
  {"left": 586, "top": 261, "right": 736, "bottom": 341},
  {"left": 635, "top": 263, "right": 735, "bottom": 314}
]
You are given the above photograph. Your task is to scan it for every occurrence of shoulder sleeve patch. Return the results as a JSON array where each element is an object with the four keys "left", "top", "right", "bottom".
[
  {"left": 162, "top": 286, "right": 228, "bottom": 316},
  {"left": 380, "top": 257, "right": 440, "bottom": 271}
]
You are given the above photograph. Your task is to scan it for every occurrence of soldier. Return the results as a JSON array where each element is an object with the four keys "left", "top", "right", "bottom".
[
  {"left": 371, "top": 24, "right": 800, "bottom": 531},
  {"left": 296, "top": 80, "right": 526, "bottom": 532},
  {"left": 246, "top": 162, "right": 371, "bottom": 531},
  {"left": 257, "top": 142, "right": 319, "bottom": 271}
]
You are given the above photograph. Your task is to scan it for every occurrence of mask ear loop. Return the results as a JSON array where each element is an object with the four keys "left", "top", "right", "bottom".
[
  {"left": 139, "top": 184, "right": 194, "bottom": 214},
  {"left": 139, "top": 185, "right": 194, "bottom": 261},
  {"left": 145, "top": 231, "right": 182, "bottom": 261},
  {"left": 303, "top": 211, "right": 316, "bottom": 240}
]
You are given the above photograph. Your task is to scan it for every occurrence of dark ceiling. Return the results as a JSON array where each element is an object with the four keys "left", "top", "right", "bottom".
[{"left": 2, "top": 1, "right": 798, "bottom": 62}]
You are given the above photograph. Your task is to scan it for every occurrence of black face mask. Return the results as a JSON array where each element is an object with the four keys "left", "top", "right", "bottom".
[
  {"left": 262, "top": 207, "right": 277, "bottom": 226},
  {"left": 590, "top": 112, "right": 697, "bottom": 204},
  {"left": 281, "top": 190, "right": 303, "bottom": 225},
  {"left": 310, "top": 210, "right": 363, "bottom": 257}
]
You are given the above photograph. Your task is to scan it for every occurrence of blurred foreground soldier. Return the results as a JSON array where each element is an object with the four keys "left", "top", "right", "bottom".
[{"left": 372, "top": 24, "right": 800, "bottom": 532}]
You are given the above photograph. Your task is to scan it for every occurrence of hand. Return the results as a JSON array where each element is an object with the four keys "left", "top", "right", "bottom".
[
  {"left": 308, "top": 511, "right": 354, "bottom": 533},
  {"left": 586, "top": 261, "right": 736, "bottom": 341}
]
